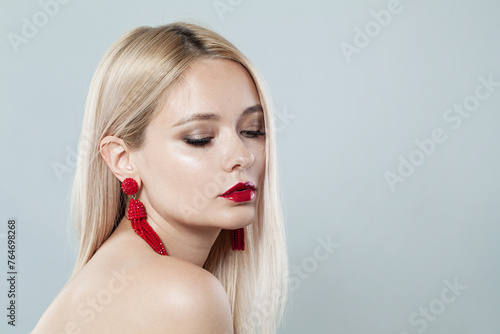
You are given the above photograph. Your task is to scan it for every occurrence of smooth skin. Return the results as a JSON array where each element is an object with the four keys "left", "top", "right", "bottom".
[{"left": 32, "top": 58, "right": 266, "bottom": 333}]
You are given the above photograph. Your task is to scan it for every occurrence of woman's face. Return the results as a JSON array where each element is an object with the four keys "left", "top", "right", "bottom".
[{"left": 132, "top": 58, "right": 266, "bottom": 231}]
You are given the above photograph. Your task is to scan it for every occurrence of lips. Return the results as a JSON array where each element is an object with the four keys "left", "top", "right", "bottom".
[{"left": 220, "top": 181, "right": 256, "bottom": 196}]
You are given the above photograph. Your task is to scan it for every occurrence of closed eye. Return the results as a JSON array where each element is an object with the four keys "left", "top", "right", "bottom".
[
  {"left": 241, "top": 130, "right": 266, "bottom": 138},
  {"left": 183, "top": 137, "right": 213, "bottom": 147},
  {"left": 183, "top": 131, "right": 265, "bottom": 147}
]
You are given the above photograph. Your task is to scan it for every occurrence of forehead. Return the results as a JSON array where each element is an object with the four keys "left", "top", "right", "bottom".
[{"left": 156, "top": 58, "right": 262, "bottom": 126}]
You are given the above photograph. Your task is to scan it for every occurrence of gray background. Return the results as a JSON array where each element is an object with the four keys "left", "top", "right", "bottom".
[{"left": 1, "top": 0, "right": 499, "bottom": 333}]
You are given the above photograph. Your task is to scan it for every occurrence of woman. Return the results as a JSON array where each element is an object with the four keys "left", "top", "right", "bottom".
[{"left": 33, "top": 21, "right": 289, "bottom": 334}]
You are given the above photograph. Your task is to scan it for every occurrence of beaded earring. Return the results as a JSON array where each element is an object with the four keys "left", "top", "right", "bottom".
[
  {"left": 121, "top": 178, "right": 167, "bottom": 255},
  {"left": 231, "top": 228, "right": 245, "bottom": 251},
  {"left": 121, "top": 177, "right": 245, "bottom": 253}
]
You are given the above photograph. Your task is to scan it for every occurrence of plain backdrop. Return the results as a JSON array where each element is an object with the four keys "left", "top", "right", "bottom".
[{"left": 1, "top": 0, "right": 499, "bottom": 333}]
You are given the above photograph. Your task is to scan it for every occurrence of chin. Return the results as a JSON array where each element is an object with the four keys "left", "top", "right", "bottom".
[{"left": 218, "top": 210, "right": 256, "bottom": 229}]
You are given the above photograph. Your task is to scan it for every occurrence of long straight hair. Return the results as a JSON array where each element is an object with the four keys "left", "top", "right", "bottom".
[{"left": 70, "top": 21, "right": 289, "bottom": 334}]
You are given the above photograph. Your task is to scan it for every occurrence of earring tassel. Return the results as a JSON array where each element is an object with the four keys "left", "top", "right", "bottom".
[
  {"left": 231, "top": 228, "right": 245, "bottom": 251},
  {"left": 128, "top": 198, "right": 167, "bottom": 256}
]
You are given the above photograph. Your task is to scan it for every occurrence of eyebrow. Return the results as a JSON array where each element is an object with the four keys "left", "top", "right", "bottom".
[{"left": 172, "top": 104, "right": 263, "bottom": 127}]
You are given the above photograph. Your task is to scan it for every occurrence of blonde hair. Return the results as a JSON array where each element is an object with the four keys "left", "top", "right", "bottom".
[{"left": 70, "top": 21, "right": 289, "bottom": 334}]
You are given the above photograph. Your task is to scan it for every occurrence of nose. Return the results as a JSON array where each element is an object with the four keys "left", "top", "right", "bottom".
[{"left": 222, "top": 132, "right": 255, "bottom": 172}]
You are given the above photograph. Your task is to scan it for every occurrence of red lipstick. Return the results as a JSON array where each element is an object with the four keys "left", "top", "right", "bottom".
[{"left": 219, "top": 181, "right": 256, "bottom": 203}]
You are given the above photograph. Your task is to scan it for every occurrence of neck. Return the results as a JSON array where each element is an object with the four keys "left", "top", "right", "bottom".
[
  {"left": 152, "top": 213, "right": 222, "bottom": 267},
  {"left": 118, "top": 214, "right": 221, "bottom": 268}
]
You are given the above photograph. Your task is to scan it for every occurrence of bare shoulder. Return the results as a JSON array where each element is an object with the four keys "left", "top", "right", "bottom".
[
  {"left": 130, "top": 256, "right": 234, "bottom": 334},
  {"left": 32, "top": 255, "right": 233, "bottom": 334}
]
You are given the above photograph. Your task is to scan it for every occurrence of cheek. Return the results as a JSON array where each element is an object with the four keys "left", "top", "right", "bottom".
[
  {"left": 153, "top": 147, "right": 212, "bottom": 196},
  {"left": 141, "top": 139, "right": 265, "bottom": 211},
  {"left": 252, "top": 144, "right": 266, "bottom": 185},
  {"left": 142, "top": 144, "right": 218, "bottom": 220}
]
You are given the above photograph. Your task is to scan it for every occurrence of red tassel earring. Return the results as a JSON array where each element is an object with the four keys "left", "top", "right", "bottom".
[
  {"left": 121, "top": 178, "right": 167, "bottom": 255},
  {"left": 231, "top": 228, "right": 245, "bottom": 251},
  {"left": 122, "top": 177, "right": 244, "bottom": 253}
]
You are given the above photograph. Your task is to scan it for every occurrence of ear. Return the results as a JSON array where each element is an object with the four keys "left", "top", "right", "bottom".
[{"left": 99, "top": 135, "right": 141, "bottom": 188}]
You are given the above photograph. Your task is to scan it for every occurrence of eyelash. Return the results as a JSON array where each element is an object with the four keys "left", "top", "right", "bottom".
[{"left": 184, "top": 131, "right": 266, "bottom": 147}]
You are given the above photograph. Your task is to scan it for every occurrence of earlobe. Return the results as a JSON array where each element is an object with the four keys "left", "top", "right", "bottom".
[{"left": 99, "top": 135, "right": 138, "bottom": 183}]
